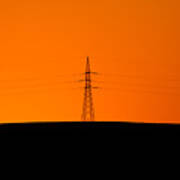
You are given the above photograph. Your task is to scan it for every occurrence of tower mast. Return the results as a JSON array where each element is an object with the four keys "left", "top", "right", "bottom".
[{"left": 81, "top": 57, "right": 95, "bottom": 121}]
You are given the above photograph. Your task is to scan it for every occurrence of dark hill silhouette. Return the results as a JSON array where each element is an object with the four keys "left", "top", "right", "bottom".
[{"left": 0, "top": 122, "right": 180, "bottom": 135}]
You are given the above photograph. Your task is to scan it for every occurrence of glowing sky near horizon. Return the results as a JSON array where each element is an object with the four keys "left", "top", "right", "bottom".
[{"left": 0, "top": 0, "right": 179, "bottom": 123}]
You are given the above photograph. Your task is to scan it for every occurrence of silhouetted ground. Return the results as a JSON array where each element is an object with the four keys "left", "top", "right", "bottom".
[{"left": 0, "top": 122, "right": 180, "bottom": 135}]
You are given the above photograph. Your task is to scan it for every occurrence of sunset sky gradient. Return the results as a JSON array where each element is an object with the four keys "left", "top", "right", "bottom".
[{"left": 0, "top": 0, "right": 179, "bottom": 123}]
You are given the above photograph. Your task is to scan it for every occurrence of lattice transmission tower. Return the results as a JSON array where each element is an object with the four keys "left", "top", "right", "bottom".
[{"left": 81, "top": 57, "right": 97, "bottom": 121}]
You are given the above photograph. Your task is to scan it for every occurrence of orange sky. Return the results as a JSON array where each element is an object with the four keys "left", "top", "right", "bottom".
[{"left": 0, "top": 0, "right": 179, "bottom": 123}]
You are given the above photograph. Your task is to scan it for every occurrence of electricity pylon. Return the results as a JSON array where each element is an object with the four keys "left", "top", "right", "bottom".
[{"left": 81, "top": 57, "right": 96, "bottom": 121}]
